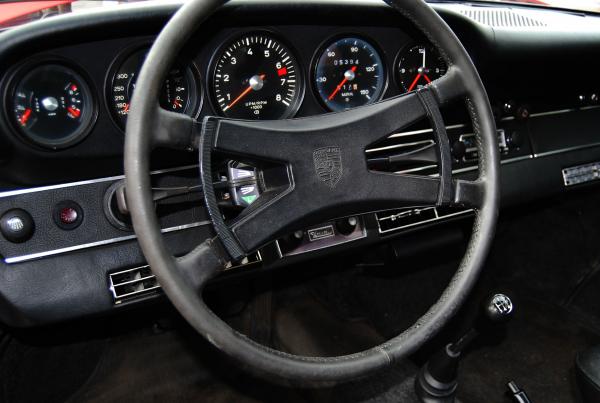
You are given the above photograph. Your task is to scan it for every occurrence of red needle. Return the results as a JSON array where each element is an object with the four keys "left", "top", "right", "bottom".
[
  {"left": 407, "top": 73, "right": 423, "bottom": 92},
  {"left": 19, "top": 108, "right": 32, "bottom": 126},
  {"left": 123, "top": 103, "right": 130, "bottom": 113},
  {"left": 224, "top": 74, "right": 266, "bottom": 111},
  {"left": 67, "top": 107, "right": 81, "bottom": 118},
  {"left": 328, "top": 66, "right": 357, "bottom": 101},
  {"left": 423, "top": 74, "right": 432, "bottom": 84}
]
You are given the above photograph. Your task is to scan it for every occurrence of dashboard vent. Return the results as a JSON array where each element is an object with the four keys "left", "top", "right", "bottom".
[
  {"left": 109, "top": 265, "right": 160, "bottom": 305},
  {"left": 366, "top": 129, "right": 439, "bottom": 176},
  {"left": 108, "top": 252, "right": 263, "bottom": 305},
  {"left": 377, "top": 206, "right": 472, "bottom": 234},
  {"left": 459, "top": 9, "right": 546, "bottom": 27}
]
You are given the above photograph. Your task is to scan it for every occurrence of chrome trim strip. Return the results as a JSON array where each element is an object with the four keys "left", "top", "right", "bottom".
[
  {"left": 534, "top": 142, "right": 600, "bottom": 159},
  {"left": 4, "top": 220, "right": 211, "bottom": 264},
  {"left": 365, "top": 139, "right": 434, "bottom": 154},
  {"left": 388, "top": 123, "right": 467, "bottom": 139},
  {"left": 501, "top": 155, "right": 533, "bottom": 164},
  {"left": 529, "top": 108, "right": 574, "bottom": 118},
  {"left": 395, "top": 164, "right": 438, "bottom": 175},
  {"left": 0, "top": 164, "right": 199, "bottom": 198}
]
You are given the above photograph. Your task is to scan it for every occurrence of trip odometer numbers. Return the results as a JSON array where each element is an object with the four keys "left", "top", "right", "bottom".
[
  {"left": 314, "top": 37, "right": 386, "bottom": 112},
  {"left": 211, "top": 33, "right": 303, "bottom": 120}
]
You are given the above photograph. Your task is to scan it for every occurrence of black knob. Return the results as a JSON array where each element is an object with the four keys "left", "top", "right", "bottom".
[
  {"left": 280, "top": 230, "right": 304, "bottom": 251},
  {"left": 0, "top": 208, "right": 35, "bottom": 243},
  {"left": 451, "top": 140, "right": 466, "bottom": 160},
  {"left": 482, "top": 293, "right": 514, "bottom": 324},
  {"left": 336, "top": 216, "right": 358, "bottom": 235}
]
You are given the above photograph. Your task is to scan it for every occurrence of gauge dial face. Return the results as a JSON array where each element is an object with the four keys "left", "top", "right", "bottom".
[
  {"left": 211, "top": 33, "right": 303, "bottom": 120},
  {"left": 108, "top": 48, "right": 200, "bottom": 129},
  {"left": 314, "top": 37, "right": 386, "bottom": 112},
  {"left": 10, "top": 64, "right": 94, "bottom": 148},
  {"left": 397, "top": 44, "right": 447, "bottom": 93}
]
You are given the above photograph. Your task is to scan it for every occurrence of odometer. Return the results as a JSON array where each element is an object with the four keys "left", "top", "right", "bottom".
[
  {"left": 211, "top": 33, "right": 303, "bottom": 120},
  {"left": 107, "top": 48, "right": 200, "bottom": 129},
  {"left": 314, "top": 37, "right": 386, "bottom": 112}
]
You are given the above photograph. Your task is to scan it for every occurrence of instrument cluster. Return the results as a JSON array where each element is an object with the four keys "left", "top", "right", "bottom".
[{"left": 1, "top": 30, "right": 447, "bottom": 149}]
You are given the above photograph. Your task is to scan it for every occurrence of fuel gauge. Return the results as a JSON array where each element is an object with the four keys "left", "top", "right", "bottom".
[{"left": 9, "top": 63, "right": 95, "bottom": 149}]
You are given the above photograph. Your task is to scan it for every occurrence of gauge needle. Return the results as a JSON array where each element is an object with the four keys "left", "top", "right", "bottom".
[
  {"left": 19, "top": 108, "right": 32, "bottom": 126},
  {"left": 67, "top": 107, "right": 81, "bottom": 118},
  {"left": 123, "top": 103, "right": 130, "bottom": 113},
  {"left": 328, "top": 66, "right": 357, "bottom": 101},
  {"left": 224, "top": 74, "right": 266, "bottom": 112},
  {"left": 407, "top": 73, "right": 423, "bottom": 92}
]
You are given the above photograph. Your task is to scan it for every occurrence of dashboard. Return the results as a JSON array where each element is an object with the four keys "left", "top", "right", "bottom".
[
  {"left": 1, "top": 0, "right": 600, "bottom": 327},
  {"left": 1, "top": 27, "right": 445, "bottom": 150}
]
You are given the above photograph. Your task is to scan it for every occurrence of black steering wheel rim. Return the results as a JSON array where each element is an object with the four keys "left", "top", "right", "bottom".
[{"left": 124, "top": 0, "right": 499, "bottom": 384}]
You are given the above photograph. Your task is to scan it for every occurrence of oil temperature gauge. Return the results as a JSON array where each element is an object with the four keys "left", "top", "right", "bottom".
[
  {"left": 107, "top": 48, "right": 201, "bottom": 129},
  {"left": 8, "top": 63, "right": 95, "bottom": 149}
]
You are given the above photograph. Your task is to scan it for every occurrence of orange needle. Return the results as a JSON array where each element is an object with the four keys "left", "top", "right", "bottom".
[
  {"left": 19, "top": 108, "right": 32, "bottom": 126},
  {"left": 224, "top": 74, "right": 266, "bottom": 111},
  {"left": 67, "top": 107, "right": 81, "bottom": 118},
  {"left": 407, "top": 73, "right": 423, "bottom": 92},
  {"left": 328, "top": 66, "right": 357, "bottom": 101}
]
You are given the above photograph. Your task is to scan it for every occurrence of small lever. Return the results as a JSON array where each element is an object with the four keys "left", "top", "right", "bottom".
[
  {"left": 115, "top": 182, "right": 203, "bottom": 215},
  {"left": 507, "top": 381, "right": 532, "bottom": 403}
]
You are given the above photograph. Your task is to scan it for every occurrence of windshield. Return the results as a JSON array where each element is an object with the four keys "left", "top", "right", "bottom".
[{"left": 1, "top": 0, "right": 599, "bottom": 29}]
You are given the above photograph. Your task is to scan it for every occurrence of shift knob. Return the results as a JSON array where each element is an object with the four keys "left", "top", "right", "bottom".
[{"left": 482, "top": 293, "right": 514, "bottom": 324}]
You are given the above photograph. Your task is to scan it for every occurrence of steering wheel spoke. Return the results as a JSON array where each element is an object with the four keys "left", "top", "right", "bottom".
[
  {"left": 450, "top": 178, "right": 485, "bottom": 209},
  {"left": 150, "top": 106, "right": 201, "bottom": 150},
  {"left": 430, "top": 65, "right": 467, "bottom": 105}
]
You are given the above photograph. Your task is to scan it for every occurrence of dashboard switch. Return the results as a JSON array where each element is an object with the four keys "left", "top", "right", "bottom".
[
  {"left": 0, "top": 209, "right": 35, "bottom": 243},
  {"left": 335, "top": 216, "right": 358, "bottom": 235},
  {"left": 53, "top": 201, "right": 83, "bottom": 230}
]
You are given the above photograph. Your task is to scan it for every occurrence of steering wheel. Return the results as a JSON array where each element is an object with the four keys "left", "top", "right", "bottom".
[{"left": 124, "top": 0, "right": 499, "bottom": 384}]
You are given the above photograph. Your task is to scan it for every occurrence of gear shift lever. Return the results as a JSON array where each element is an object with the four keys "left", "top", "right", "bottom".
[{"left": 415, "top": 293, "right": 514, "bottom": 403}]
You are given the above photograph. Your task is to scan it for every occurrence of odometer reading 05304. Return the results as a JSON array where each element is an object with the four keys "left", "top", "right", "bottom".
[
  {"left": 211, "top": 33, "right": 303, "bottom": 120},
  {"left": 314, "top": 37, "right": 386, "bottom": 112}
]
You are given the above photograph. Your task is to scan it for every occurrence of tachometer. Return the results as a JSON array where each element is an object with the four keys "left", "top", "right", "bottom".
[
  {"left": 397, "top": 44, "right": 447, "bottom": 93},
  {"left": 107, "top": 48, "right": 201, "bottom": 129},
  {"left": 313, "top": 37, "right": 386, "bottom": 112},
  {"left": 211, "top": 33, "right": 303, "bottom": 120}
]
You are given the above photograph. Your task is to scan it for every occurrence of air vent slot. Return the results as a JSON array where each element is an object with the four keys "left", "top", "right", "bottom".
[
  {"left": 459, "top": 8, "right": 546, "bottom": 27},
  {"left": 108, "top": 252, "right": 263, "bottom": 305},
  {"left": 377, "top": 206, "right": 472, "bottom": 234},
  {"left": 366, "top": 129, "right": 439, "bottom": 176},
  {"left": 109, "top": 265, "right": 160, "bottom": 305}
]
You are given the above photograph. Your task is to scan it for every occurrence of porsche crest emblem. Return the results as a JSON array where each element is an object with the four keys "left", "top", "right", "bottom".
[{"left": 313, "top": 146, "right": 343, "bottom": 189}]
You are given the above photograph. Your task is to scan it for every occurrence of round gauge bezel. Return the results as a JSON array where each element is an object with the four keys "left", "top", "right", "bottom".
[
  {"left": 207, "top": 30, "right": 305, "bottom": 120},
  {"left": 2, "top": 58, "right": 98, "bottom": 150},
  {"left": 311, "top": 33, "right": 388, "bottom": 113},
  {"left": 104, "top": 42, "right": 203, "bottom": 133},
  {"left": 394, "top": 42, "right": 448, "bottom": 94}
]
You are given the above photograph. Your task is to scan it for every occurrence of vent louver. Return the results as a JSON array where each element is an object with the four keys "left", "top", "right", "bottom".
[
  {"left": 459, "top": 8, "right": 546, "bottom": 27},
  {"left": 109, "top": 265, "right": 160, "bottom": 305},
  {"left": 366, "top": 129, "right": 440, "bottom": 176}
]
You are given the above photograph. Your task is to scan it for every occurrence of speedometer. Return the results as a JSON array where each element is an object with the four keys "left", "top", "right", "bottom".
[
  {"left": 313, "top": 37, "right": 386, "bottom": 112},
  {"left": 107, "top": 47, "right": 201, "bottom": 130},
  {"left": 210, "top": 33, "right": 303, "bottom": 120}
]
